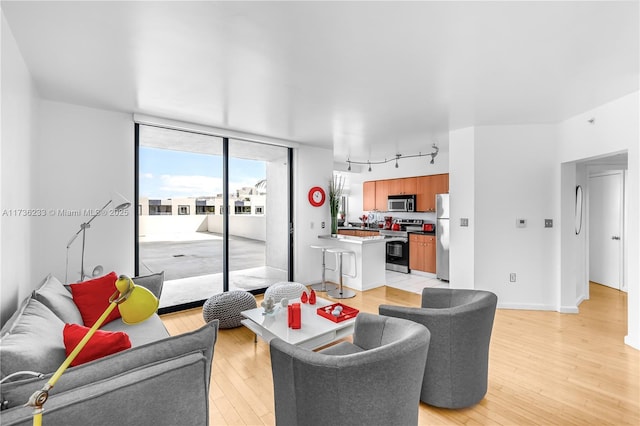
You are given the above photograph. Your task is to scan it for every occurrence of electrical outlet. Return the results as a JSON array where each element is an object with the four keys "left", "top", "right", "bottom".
[
  {"left": 310, "top": 221, "right": 314, "bottom": 229},
  {"left": 516, "top": 218, "right": 527, "bottom": 228},
  {"left": 510, "top": 273, "right": 516, "bottom": 282},
  {"left": 460, "top": 218, "right": 469, "bottom": 227},
  {"left": 321, "top": 221, "right": 325, "bottom": 229},
  {"left": 544, "top": 219, "right": 553, "bottom": 228}
]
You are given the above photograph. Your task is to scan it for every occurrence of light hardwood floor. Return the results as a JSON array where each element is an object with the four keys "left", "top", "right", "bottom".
[{"left": 160, "top": 283, "right": 639, "bottom": 425}]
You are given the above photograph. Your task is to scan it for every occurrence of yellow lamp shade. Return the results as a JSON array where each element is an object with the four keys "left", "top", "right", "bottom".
[{"left": 114, "top": 275, "right": 160, "bottom": 324}]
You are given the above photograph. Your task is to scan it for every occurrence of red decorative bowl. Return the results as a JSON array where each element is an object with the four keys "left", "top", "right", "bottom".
[{"left": 317, "top": 303, "right": 359, "bottom": 323}]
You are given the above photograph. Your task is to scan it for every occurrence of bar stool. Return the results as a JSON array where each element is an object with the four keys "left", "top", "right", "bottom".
[
  {"left": 309, "top": 245, "right": 338, "bottom": 292},
  {"left": 326, "top": 248, "right": 357, "bottom": 299}
]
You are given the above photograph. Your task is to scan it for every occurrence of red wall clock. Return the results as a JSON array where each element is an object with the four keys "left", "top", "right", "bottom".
[{"left": 308, "top": 186, "right": 326, "bottom": 207}]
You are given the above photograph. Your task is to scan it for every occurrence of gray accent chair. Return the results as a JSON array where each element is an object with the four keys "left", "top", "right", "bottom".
[
  {"left": 269, "top": 312, "right": 430, "bottom": 426},
  {"left": 379, "top": 288, "right": 498, "bottom": 409}
]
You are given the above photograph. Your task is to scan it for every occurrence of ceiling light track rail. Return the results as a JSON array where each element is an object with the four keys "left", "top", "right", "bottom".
[{"left": 347, "top": 143, "right": 439, "bottom": 171}]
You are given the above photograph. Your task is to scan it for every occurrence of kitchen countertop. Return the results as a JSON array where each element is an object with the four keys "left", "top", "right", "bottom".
[
  {"left": 317, "top": 234, "right": 390, "bottom": 244},
  {"left": 408, "top": 231, "right": 436, "bottom": 236},
  {"left": 337, "top": 226, "right": 382, "bottom": 231},
  {"left": 338, "top": 226, "right": 436, "bottom": 236},
  {"left": 313, "top": 234, "right": 388, "bottom": 291}
]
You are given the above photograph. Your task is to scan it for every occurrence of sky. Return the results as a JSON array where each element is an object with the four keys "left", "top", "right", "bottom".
[{"left": 139, "top": 147, "right": 266, "bottom": 199}]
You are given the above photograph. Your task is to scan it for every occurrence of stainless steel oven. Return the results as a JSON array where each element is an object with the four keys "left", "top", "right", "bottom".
[
  {"left": 380, "top": 219, "right": 423, "bottom": 274},
  {"left": 385, "top": 239, "right": 409, "bottom": 273}
]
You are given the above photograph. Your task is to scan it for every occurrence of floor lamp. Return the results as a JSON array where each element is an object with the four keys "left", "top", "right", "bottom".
[
  {"left": 65, "top": 193, "right": 131, "bottom": 283},
  {"left": 25, "top": 275, "right": 159, "bottom": 426}
]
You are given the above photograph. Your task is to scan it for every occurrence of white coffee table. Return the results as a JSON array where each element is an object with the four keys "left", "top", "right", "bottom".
[{"left": 240, "top": 296, "right": 357, "bottom": 350}]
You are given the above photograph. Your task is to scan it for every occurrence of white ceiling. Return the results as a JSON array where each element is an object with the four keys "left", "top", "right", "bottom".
[{"left": 3, "top": 1, "right": 638, "bottom": 164}]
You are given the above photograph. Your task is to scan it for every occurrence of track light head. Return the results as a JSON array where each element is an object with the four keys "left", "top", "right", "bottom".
[{"left": 429, "top": 143, "right": 439, "bottom": 165}]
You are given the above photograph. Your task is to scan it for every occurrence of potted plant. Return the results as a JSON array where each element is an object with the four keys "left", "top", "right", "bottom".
[{"left": 329, "top": 175, "right": 345, "bottom": 235}]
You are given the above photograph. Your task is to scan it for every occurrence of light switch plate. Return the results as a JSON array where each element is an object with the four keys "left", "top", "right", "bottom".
[
  {"left": 460, "top": 218, "right": 469, "bottom": 227},
  {"left": 516, "top": 218, "right": 527, "bottom": 228}
]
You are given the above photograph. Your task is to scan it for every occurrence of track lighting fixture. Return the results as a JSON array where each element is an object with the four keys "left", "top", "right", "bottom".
[{"left": 346, "top": 143, "right": 439, "bottom": 172}]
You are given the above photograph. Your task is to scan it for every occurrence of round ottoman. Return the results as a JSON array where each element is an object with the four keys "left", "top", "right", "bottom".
[
  {"left": 202, "top": 290, "right": 257, "bottom": 329},
  {"left": 264, "top": 281, "right": 307, "bottom": 303}
]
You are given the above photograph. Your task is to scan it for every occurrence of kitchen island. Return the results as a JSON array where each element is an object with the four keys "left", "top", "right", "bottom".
[{"left": 316, "top": 233, "right": 389, "bottom": 291}]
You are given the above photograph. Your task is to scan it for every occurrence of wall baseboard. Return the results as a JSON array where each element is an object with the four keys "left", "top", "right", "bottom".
[{"left": 497, "top": 302, "right": 556, "bottom": 311}]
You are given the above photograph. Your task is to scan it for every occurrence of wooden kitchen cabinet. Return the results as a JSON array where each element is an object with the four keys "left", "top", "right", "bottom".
[
  {"left": 409, "top": 234, "right": 436, "bottom": 273},
  {"left": 402, "top": 177, "right": 418, "bottom": 195},
  {"left": 363, "top": 173, "right": 447, "bottom": 212},
  {"left": 363, "top": 181, "right": 376, "bottom": 211},
  {"left": 432, "top": 173, "right": 449, "bottom": 195},
  {"left": 424, "top": 235, "right": 436, "bottom": 273},
  {"left": 416, "top": 173, "right": 449, "bottom": 212},
  {"left": 409, "top": 234, "right": 424, "bottom": 271},
  {"left": 375, "top": 180, "right": 390, "bottom": 210},
  {"left": 389, "top": 177, "right": 417, "bottom": 196}
]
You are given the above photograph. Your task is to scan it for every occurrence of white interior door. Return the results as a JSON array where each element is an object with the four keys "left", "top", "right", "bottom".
[{"left": 588, "top": 172, "right": 623, "bottom": 289}]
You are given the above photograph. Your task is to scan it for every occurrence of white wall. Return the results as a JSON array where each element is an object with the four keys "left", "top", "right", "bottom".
[
  {"left": 575, "top": 163, "right": 588, "bottom": 303},
  {"left": 0, "top": 12, "right": 39, "bottom": 326},
  {"left": 448, "top": 127, "right": 475, "bottom": 289},
  {"left": 206, "top": 214, "right": 266, "bottom": 241},
  {"left": 558, "top": 91, "right": 639, "bottom": 349},
  {"left": 33, "top": 101, "right": 134, "bottom": 284},
  {"left": 473, "top": 125, "right": 559, "bottom": 310},
  {"left": 559, "top": 162, "right": 580, "bottom": 313},
  {"left": 294, "top": 145, "right": 334, "bottom": 285},
  {"left": 265, "top": 152, "right": 289, "bottom": 270},
  {"left": 140, "top": 215, "right": 209, "bottom": 236}
]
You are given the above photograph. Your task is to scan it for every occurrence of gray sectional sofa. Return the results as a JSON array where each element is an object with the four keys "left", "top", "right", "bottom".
[{"left": 0, "top": 273, "right": 219, "bottom": 426}]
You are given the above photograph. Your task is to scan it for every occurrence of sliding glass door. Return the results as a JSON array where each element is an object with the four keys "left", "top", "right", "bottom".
[
  {"left": 227, "top": 139, "right": 289, "bottom": 290},
  {"left": 136, "top": 124, "right": 291, "bottom": 311}
]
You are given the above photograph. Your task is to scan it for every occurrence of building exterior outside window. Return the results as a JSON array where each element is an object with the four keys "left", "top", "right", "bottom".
[
  {"left": 149, "top": 205, "right": 172, "bottom": 215},
  {"left": 196, "top": 205, "right": 215, "bottom": 214},
  {"left": 139, "top": 190, "right": 265, "bottom": 217},
  {"left": 235, "top": 205, "right": 251, "bottom": 214}
]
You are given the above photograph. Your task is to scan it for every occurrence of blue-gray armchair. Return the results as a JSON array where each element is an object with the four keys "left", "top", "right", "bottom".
[
  {"left": 269, "top": 312, "right": 430, "bottom": 426},
  {"left": 379, "top": 288, "right": 497, "bottom": 409}
]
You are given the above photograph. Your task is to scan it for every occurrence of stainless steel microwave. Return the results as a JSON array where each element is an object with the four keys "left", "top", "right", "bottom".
[{"left": 387, "top": 195, "right": 416, "bottom": 212}]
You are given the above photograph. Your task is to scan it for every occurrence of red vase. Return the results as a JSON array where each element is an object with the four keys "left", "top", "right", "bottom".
[
  {"left": 301, "top": 291, "right": 308, "bottom": 303},
  {"left": 309, "top": 289, "right": 316, "bottom": 305},
  {"left": 288, "top": 303, "right": 301, "bottom": 329}
]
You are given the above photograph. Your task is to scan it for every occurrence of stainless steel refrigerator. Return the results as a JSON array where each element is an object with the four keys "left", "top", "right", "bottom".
[{"left": 436, "top": 194, "right": 450, "bottom": 281}]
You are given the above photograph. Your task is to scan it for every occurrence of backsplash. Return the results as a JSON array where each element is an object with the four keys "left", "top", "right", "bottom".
[{"left": 347, "top": 211, "right": 436, "bottom": 227}]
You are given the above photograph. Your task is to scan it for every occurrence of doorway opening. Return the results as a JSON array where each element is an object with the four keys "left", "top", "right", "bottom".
[
  {"left": 588, "top": 170, "right": 625, "bottom": 291},
  {"left": 583, "top": 152, "right": 628, "bottom": 300}
]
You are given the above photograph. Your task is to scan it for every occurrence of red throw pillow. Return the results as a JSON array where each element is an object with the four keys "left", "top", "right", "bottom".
[
  {"left": 63, "top": 323, "right": 131, "bottom": 366},
  {"left": 70, "top": 272, "right": 121, "bottom": 327}
]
